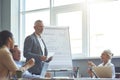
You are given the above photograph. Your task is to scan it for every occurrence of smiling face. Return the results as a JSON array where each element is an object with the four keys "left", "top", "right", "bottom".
[
  {"left": 101, "top": 53, "right": 108, "bottom": 61},
  {"left": 100, "top": 51, "right": 111, "bottom": 64},
  {"left": 34, "top": 20, "right": 44, "bottom": 35},
  {"left": 12, "top": 46, "right": 21, "bottom": 61}
]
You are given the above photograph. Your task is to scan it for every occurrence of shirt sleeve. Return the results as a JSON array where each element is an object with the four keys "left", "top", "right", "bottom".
[{"left": 2, "top": 50, "right": 18, "bottom": 72}]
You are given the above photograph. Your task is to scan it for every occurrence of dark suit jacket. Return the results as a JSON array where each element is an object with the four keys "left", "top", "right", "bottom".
[{"left": 23, "top": 33, "right": 48, "bottom": 75}]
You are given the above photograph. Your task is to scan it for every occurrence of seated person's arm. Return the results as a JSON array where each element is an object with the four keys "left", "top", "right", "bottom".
[
  {"left": 2, "top": 52, "right": 18, "bottom": 76},
  {"left": 88, "top": 61, "right": 96, "bottom": 67},
  {"left": 87, "top": 61, "right": 96, "bottom": 78},
  {"left": 87, "top": 68, "right": 94, "bottom": 78},
  {"left": 20, "top": 58, "right": 35, "bottom": 71}
]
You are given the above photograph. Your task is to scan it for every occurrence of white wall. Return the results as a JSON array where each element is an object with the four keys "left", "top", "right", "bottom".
[
  {"left": 0, "top": 0, "right": 19, "bottom": 44},
  {"left": 1, "top": 0, "right": 11, "bottom": 30}
]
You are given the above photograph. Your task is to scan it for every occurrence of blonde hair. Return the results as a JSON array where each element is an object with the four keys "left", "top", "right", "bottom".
[{"left": 103, "top": 49, "right": 113, "bottom": 59}]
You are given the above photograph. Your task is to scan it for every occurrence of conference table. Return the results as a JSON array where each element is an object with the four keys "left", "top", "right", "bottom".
[{"left": 14, "top": 78, "right": 120, "bottom": 80}]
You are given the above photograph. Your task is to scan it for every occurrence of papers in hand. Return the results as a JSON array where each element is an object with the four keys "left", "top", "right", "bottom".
[
  {"left": 47, "top": 52, "right": 55, "bottom": 58},
  {"left": 45, "top": 52, "right": 55, "bottom": 63}
]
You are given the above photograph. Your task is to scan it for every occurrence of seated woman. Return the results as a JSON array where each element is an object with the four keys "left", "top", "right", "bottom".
[
  {"left": 87, "top": 49, "right": 115, "bottom": 78},
  {"left": 0, "top": 30, "right": 34, "bottom": 79}
]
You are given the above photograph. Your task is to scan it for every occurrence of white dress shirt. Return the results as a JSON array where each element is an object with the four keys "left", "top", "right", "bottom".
[{"left": 36, "top": 34, "right": 45, "bottom": 56}]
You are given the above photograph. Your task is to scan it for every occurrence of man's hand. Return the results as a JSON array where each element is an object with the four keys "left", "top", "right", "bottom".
[
  {"left": 45, "top": 56, "right": 53, "bottom": 62},
  {"left": 39, "top": 56, "right": 47, "bottom": 61}
]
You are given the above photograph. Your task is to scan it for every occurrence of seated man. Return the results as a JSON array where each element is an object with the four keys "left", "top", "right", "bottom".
[{"left": 10, "top": 45, "right": 51, "bottom": 78}]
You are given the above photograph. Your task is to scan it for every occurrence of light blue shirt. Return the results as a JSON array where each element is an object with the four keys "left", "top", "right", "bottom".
[{"left": 15, "top": 60, "right": 41, "bottom": 79}]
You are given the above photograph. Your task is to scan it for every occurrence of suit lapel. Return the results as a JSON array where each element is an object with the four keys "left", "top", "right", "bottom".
[{"left": 33, "top": 33, "right": 43, "bottom": 55}]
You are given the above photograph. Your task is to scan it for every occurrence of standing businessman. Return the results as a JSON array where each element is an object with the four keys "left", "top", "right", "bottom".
[{"left": 24, "top": 20, "right": 52, "bottom": 75}]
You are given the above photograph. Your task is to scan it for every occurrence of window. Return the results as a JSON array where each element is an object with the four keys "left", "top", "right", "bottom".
[
  {"left": 25, "top": 10, "right": 50, "bottom": 36},
  {"left": 54, "top": 0, "right": 83, "bottom": 6},
  {"left": 89, "top": 1, "right": 120, "bottom": 57},
  {"left": 57, "top": 11, "right": 82, "bottom": 55},
  {"left": 20, "top": 1, "right": 83, "bottom": 59},
  {"left": 26, "top": 0, "right": 50, "bottom": 11},
  {"left": 20, "top": 0, "right": 120, "bottom": 59}
]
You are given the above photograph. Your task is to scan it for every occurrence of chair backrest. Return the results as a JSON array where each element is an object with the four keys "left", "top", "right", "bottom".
[
  {"left": 115, "top": 67, "right": 120, "bottom": 73},
  {"left": 115, "top": 67, "right": 120, "bottom": 78}
]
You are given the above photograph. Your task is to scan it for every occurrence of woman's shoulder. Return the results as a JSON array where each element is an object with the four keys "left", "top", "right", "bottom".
[
  {"left": 106, "top": 62, "right": 114, "bottom": 67},
  {"left": 0, "top": 46, "right": 9, "bottom": 54},
  {"left": 110, "top": 63, "right": 114, "bottom": 66},
  {"left": 0, "top": 46, "right": 12, "bottom": 60}
]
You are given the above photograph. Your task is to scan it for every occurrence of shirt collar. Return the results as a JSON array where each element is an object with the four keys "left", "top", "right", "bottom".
[
  {"left": 35, "top": 33, "right": 41, "bottom": 38},
  {"left": 101, "top": 60, "right": 111, "bottom": 66}
]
